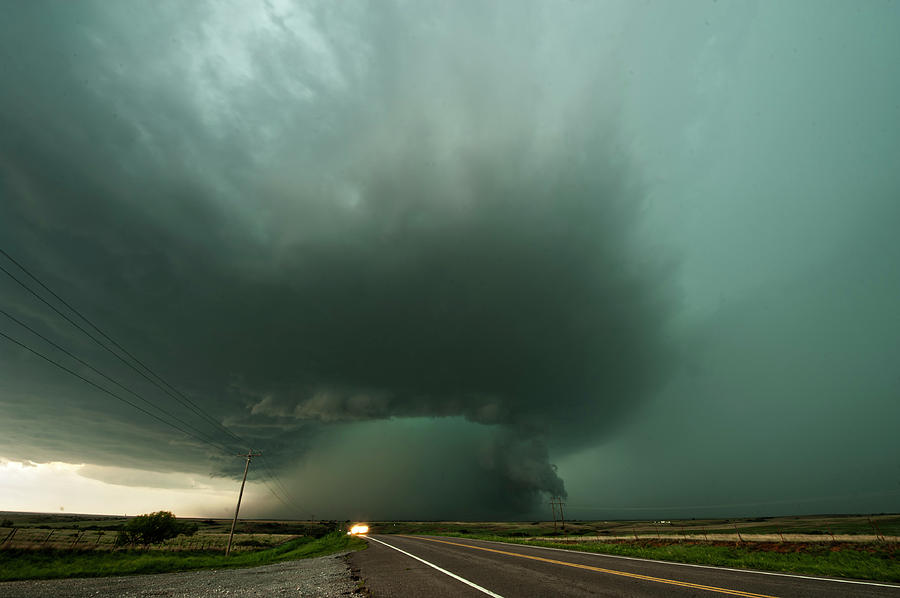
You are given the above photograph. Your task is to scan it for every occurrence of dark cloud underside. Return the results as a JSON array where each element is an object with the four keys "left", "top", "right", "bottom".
[{"left": 0, "top": 1, "right": 672, "bottom": 515}]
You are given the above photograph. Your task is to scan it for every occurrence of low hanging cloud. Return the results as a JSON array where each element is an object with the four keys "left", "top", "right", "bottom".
[{"left": 0, "top": 1, "right": 674, "bottom": 515}]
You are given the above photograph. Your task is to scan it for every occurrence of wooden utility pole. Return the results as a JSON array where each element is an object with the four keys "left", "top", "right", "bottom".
[
  {"left": 226, "top": 450, "right": 261, "bottom": 556},
  {"left": 550, "top": 497, "right": 566, "bottom": 531}
]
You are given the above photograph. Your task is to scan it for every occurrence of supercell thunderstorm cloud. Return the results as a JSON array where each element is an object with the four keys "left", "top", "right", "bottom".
[{"left": 1, "top": 1, "right": 899, "bottom": 520}]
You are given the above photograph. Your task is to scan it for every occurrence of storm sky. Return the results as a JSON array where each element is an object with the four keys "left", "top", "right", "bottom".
[{"left": 1, "top": 1, "right": 898, "bottom": 521}]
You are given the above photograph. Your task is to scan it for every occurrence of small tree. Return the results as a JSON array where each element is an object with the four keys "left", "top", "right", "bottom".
[{"left": 123, "top": 511, "right": 197, "bottom": 545}]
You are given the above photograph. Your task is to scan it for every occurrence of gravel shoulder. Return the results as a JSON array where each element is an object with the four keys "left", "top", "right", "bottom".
[{"left": 0, "top": 551, "right": 360, "bottom": 598}]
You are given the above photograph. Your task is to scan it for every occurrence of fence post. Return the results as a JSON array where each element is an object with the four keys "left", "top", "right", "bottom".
[
  {"left": 2, "top": 528, "right": 17, "bottom": 546},
  {"left": 867, "top": 517, "right": 884, "bottom": 542},
  {"left": 732, "top": 522, "right": 743, "bottom": 543}
]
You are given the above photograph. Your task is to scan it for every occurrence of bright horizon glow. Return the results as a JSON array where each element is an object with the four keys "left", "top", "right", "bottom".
[
  {"left": 0, "top": 458, "right": 262, "bottom": 518},
  {"left": 348, "top": 524, "right": 369, "bottom": 535}
]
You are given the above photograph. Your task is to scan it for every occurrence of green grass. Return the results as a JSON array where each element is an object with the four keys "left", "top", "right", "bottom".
[
  {"left": 367, "top": 514, "right": 900, "bottom": 539},
  {"left": 435, "top": 534, "right": 900, "bottom": 583},
  {"left": 0, "top": 532, "right": 367, "bottom": 582}
]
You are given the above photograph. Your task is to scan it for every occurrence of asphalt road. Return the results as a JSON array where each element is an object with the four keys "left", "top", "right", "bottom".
[{"left": 349, "top": 535, "right": 900, "bottom": 597}]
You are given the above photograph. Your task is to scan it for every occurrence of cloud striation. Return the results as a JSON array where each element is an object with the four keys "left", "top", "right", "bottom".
[{"left": 0, "top": 1, "right": 674, "bottom": 517}]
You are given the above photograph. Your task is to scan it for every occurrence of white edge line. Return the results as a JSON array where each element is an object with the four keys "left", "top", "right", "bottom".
[
  {"left": 428, "top": 535, "right": 900, "bottom": 589},
  {"left": 365, "top": 535, "right": 505, "bottom": 598}
]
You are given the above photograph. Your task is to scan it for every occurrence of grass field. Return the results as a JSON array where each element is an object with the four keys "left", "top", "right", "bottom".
[
  {"left": 0, "top": 531, "right": 366, "bottom": 582},
  {"left": 0, "top": 511, "right": 338, "bottom": 535},
  {"left": 0, "top": 527, "right": 297, "bottom": 552},
  {"left": 0, "top": 512, "right": 366, "bottom": 582},
  {"left": 442, "top": 534, "right": 900, "bottom": 583},
  {"left": 0, "top": 512, "right": 339, "bottom": 552},
  {"left": 367, "top": 515, "right": 899, "bottom": 583},
  {"left": 367, "top": 514, "right": 900, "bottom": 539}
]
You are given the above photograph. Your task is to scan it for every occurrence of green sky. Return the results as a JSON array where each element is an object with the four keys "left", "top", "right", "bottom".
[{"left": 1, "top": 0, "right": 898, "bottom": 520}]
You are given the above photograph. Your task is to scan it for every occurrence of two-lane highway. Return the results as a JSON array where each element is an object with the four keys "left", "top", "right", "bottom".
[{"left": 349, "top": 534, "right": 900, "bottom": 597}]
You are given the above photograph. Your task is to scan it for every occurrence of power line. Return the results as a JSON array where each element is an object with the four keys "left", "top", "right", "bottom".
[
  {"left": 0, "top": 252, "right": 242, "bottom": 446},
  {"left": 1, "top": 318, "right": 303, "bottom": 515},
  {"left": 257, "top": 455, "right": 306, "bottom": 514},
  {"left": 0, "top": 328, "right": 230, "bottom": 454},
  {"left": 257, "top": 468, "right": 302, "bottom": 514},
  {"left": 0, "top": 307, "right": 235, "bottom": 453},
  {"left": 258, "top": 456, "right": 294, "bottom": 499},
  {"left": 550, "top": 496, "right": 566, "bottom": 531},
  {"left": 0, "top": 248, "right": 307, "bottom": 516}
]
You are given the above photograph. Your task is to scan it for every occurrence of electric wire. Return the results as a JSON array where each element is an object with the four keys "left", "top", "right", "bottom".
[
  {"left": 0, "top": 307, "right": 235, "bottom": 453},
  {"left": 0, "top": 256, "right": 242, "bottom": 446},
  {"left": 263, "top": 463, "right": 301, "bottom": 509},
  {"left": 0, "top": 328, "right": 231, "bottom": 454},
  {"left": 0, "top": 249, "right": 306, "bottom": 515},
  {"left": 256, "top": 463, "right": 303, "bottom": 514},
  {"left": 257, "top": 455, "right": 306, "bottom": 513},
  {"left": 0, "top": 312, "right": 304, "bottom": 516},
  {"left": 0, "top": 249, "right": 228, "bottom": 424},
  {"left": 0, "top": 319, "right": 299, "bottom": 512},
  {"left": 261, "top": 459, "right": 296, "bottom": 504},
  {"left": 0, "top": 316, "right": 300, "bottom": 512}
]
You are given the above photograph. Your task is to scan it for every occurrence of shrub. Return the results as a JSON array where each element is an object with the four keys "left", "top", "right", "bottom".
[{"left": 121, "top": 511, "right": 197, "bottom": 545}]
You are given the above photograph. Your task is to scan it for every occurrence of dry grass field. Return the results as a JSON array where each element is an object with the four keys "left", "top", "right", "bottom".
[
  {"left": 368, "top": 513, "right": 900, "bottom": 541},
  {"left": 0, "top": 511, "right": 338, "bottom": 553},
  {"left": 0, "top": 512, "right": 364, "bottom": 582}
]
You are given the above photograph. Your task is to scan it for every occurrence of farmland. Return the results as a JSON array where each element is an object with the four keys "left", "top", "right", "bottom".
[
  {"left": 367, "top": 513, "right": 900, "bottom": 540},
  {"left": 0, "top": 511, "right": 333, "bottom": 553},
  {"left": 0, "top": 512, "right": 364, "bottom": 582}
]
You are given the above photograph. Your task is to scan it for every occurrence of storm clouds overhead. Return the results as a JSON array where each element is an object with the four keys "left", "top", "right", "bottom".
[{"left": 1, "top": 1, "right": 898, "bottom": 520}]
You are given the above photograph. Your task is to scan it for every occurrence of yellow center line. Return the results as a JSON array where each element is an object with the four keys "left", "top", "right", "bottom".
[{"left": 397, "top": 536, "right": 779, "bottom": 598}]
